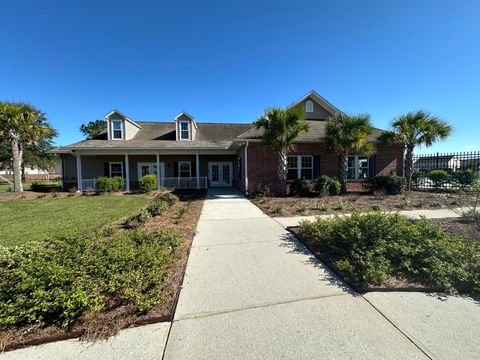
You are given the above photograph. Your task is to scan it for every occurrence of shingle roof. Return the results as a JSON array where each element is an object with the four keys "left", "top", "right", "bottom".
[
  {"left": 61, "top": 122, "right": 254, "bottom": 150},
  {"left": 236, "top": 120, "right": 385, "bottom": 142}
]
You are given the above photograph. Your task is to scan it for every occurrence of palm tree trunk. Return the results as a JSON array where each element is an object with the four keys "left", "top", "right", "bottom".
[
  {"left": 11, "top": 135, "right": 23, "bottom": 192},
  {"left": 404, "top": 145, "right": 414, "bottom": 191},
  {"left": 339, "top": 152, "right": 348, "bottom": 194},
  {"left": 277, "top": 148, "right": 288, "bottom": 196}
]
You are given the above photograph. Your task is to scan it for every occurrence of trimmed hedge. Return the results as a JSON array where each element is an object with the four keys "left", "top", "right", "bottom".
[
  {"left": 289, "top": 178, "right": 311, "bottom": 197},
  {"left": 299, "top": 211, "right": 480, "bottom": 293},
  {"left": 367, "top": 175, "right": 406, "bottom": 195},
  {"left": 97, "top": 176, "right": 124, "bottom": 192},
  {"left": 139, "top": 175, "right": 157, "bottom": 193},
  {"left": 30, "top": 182, "right": 62, "bottom": 193}
]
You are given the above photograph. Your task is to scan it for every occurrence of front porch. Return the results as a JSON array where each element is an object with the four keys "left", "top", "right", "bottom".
[{"left": 61, "top": 152, "right": 239, "bottom": 192}]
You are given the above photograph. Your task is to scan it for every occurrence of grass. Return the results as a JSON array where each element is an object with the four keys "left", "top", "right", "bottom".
[{"left": 0, "top": 195, "right": 148, "bottom": 246}]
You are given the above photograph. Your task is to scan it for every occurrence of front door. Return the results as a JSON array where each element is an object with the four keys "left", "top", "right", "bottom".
[
  {"left": 137, "top": 162, "right": 164, "bottom": 181},
  {"left": 208, "top": 162, "right": 232, "bottom": 187}
]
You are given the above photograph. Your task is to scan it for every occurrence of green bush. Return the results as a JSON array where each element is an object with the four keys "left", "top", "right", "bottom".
[
  {"left": 452, "top": 169, "right": 477, "bottom": 186},
  {"left": 367, "top": 175, "right": 406, "bottom": 195},
  {"left": 0, "top": 229, "right": 181, "bottom": 329},
  {"left": 289, "top": 178, "right": 311, "bottom": 197},
  {"left": 299, "top": 211, "right": 480, "bottom": 292},
  {"left": 315, "top": 176, "right": 341, "bottom": 196},
  {"left": 158, "top": 192, "right": 179, "bottom": 206},
  {"left": 147, "top": 199, "right": 170, "bottom": 216},
  {"left": 97, "top": 176, "right": 124, "bottom": 192},
  {"left": 428, "top": 170, "right": 451, "bottom": 189},
  {"left": 139, "top": 175, "right": 157, "bottom": 193}
]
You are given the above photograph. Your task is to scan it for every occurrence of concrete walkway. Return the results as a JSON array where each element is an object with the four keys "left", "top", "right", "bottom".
[
  {"left": 163, "top": 188, "right": 431, "bottom": 359},
  {"left": 275, "top": 207, "right": 463, "bottom": 228},
  {"left": 0, "top": 322, "right": 170, "bottom": 360}
]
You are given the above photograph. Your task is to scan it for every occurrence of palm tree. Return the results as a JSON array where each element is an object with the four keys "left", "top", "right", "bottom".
[
  {"left": 255, "top": 106, "right": 308, "bottom": 196},
  {"left": 380, "top": 110, "right": 452, "bottom": 191},
  {"left": 0, "top": 102, "right": 55, "bottom": 192},
  {"left": 325, "top": 113, "right": 373, "bottom": 194}
]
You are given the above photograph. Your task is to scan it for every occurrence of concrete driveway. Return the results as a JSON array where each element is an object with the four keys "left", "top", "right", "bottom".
[{"left": 163, "top": 188, "right": 435, "bottom": 359}]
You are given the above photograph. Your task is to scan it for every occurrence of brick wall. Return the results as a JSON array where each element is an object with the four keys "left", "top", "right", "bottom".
[{"left": 246, "top": 142, "right": 403, "bottom": 194}]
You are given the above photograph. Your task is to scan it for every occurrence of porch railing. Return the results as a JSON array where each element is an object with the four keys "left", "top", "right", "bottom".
[{"left": 81, "top": 176, "right": 208, "bottom": 191}]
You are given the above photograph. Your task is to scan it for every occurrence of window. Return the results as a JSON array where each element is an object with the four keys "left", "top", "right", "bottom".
[
  {"left": 112, "top": 120, "right": 123, "bottom": 140},
  {"left": 178, "top": 161, "right": 191, "bottom": 177},
  {"left": 109, "top": 162, "right": 123, "bottom": 178},
  {"left": 347, "top": 156, "right": 369, "bottom": 180},
  {"left": 306, "top": 100, "right": 314, "bottom": 113},
  {"left": 287, "top": 155, "right": 313, "bottom": 180},
  {"left": 180, "top": 121, "right": 190, "bottom": 140}
]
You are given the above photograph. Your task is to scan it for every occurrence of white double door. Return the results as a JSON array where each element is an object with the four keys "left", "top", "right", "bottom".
[
  {"left": 208, "top": 162, "right": 232, "bottom": 187},
  {"left": 137, "top": 162, "right": 165, "bottom": 181}
]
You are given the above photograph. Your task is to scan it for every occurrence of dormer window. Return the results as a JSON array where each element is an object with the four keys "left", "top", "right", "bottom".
[
  {"left": 180, "top": 121, "right": 190, "bottom": 140},
  {"left": 306, "top": 100, "right": 314, "bottom": 113},
  {"left": 112, "top": 120, "right": 123, "bottom": 140}
]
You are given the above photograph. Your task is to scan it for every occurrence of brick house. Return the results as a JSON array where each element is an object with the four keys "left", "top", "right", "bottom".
[{"left": 55, "top": 91, "right": 403, "bottom": 194}]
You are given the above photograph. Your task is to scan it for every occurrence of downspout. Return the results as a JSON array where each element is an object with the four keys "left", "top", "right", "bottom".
[{"left": 244, "top": 141, "right": 249, "bottom": 195}]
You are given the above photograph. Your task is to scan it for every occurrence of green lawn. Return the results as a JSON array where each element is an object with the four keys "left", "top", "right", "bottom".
[{"left": 0, "top": 195, "right": 148, "bottom": 246}]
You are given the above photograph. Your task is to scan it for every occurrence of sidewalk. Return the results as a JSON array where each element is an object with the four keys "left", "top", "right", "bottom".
[
  {"left": 162, "top": 188, "right": 428, "bottom": 359},
  {"left": 274, "top": 207, "right": 463, "bottom": 228}
]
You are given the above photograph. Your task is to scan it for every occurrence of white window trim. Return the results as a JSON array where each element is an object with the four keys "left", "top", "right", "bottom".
[
  {"left": 178, "top": 161, "right": 191, "bottom": 177},
  {"left": 306, "top": 100, "right": 314, "bottom": 113},
  {"left": 111, "top": 120, "right": 123, "bottom": 140},
  {"left": 347, "top": 155, "right": 369, "bottom": 180},
  {"left": 109, "top": 162, "right": 124, "bottom": 178},
  {"left": 179, "top": 121, "right": 190, "bottom": 140},
  {"left": 287, "top": 155, "right": 313, "bottom": 180}
]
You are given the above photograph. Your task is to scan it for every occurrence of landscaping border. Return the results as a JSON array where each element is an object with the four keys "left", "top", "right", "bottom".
[
  {"left": 1, "top": 191, "right": 204, "bottom": 353},
  {"left": 287, "top": 226, "right": 445, "bottom": 294}
]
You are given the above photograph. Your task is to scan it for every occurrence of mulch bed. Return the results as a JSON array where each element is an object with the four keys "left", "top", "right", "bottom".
[
  {"left": 429, "top": 217, "right": 480, "bottom": 242},
  {"left": 0, "top": 191, "right": 205, "bottom": 352},
  {"left": 253, "top": 191, "right": 467, "bottom": 217}
]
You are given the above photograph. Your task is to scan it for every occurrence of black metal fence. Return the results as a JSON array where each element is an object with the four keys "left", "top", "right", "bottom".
[{"left": 411, "top": 151, "right": 480, "bottom": 191}]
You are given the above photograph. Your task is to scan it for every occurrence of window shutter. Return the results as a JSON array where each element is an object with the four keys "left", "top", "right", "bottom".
[
  {"left": 313, "top": 155, "right": 321, "bottom": 179},
  {"left": 369, "top": 155, "right": 377, "bottom": 178},
  {"left": 104, "top": 163, "right": 110, "bottom": 177},
  {"left": 173, "top": 162, "right": 178, "bottom": 177}
]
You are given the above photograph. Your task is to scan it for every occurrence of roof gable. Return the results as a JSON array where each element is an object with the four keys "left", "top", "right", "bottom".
[{"left": 289, "top": 90, "right": 342, "bottom": 117}]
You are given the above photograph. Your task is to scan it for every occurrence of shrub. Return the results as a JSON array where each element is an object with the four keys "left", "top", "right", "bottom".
[
  {"left": 289, "top": 178, "right": 311, "bottom": 197},
  {"left": 0, "top": 229, "right": 181, "bottom": 328},
  {"left": 298, "top": 211, "right": 480, "bottom": 292},
  {"left": 139, "top": 175, "right": 157, "bottom": 193},
  {"left": 296, "top": 206, "right": 307, "bottom": 214},
  {"left": 315, "top": 175, "right": 341, "bottom": 196},
  {"left": 97, "top": 176, "right": 124, "bottom": 193},
  {"left": 158, "top": 192, "right": 179, "bottom": 206},
  {"left": 314, "top": 200, "right": 329, "bottom": 212},
  {"left": 428, "top": 170, "right": 451, "bottom": 190},
  {"left": 452, "top": 169, "right": 477, "bottom": 186},
  {"left": 147, "top": 199, "right": 169, "bottom": 216},
  {"left": 367, "top": 176, "right": 406, "bottom": 195},
  {"left": 273, "top": 205, "right": 283, "bottom": 215},
  {"left": 336, "top": 199, "right": 349, "bottom": 210}
]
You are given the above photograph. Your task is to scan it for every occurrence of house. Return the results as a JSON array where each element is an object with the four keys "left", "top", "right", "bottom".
[
  {"left": 413, "top": 155, "right": 461, "bottom": 173},
  {"left": 54, "top": 91, "right": 403, "bottom": 194}
]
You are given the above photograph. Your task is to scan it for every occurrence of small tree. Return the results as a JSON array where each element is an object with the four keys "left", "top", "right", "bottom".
[
  {"left": 380, "top": 110, "right": 452, "bottom": 191},
  {"left": 255, "top": 107, "right": 308, "bottom": 196},
  {"left": 80, "top": 120, "right": 106, "bottom": 139},
  {"left": 0, "top": 103, "right": 55, "bottom": 192},
  {"left": 325, "top": 113, "right": 373, "bottom": 194}
]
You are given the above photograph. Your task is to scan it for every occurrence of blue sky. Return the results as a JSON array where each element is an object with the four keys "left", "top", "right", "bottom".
[{"left": 1, "top": 0, "right": 479, "bottom": 154}]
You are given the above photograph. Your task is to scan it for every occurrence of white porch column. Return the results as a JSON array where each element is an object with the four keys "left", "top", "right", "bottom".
[
  {"left": 196, "top": 153, "right": 200, "bottom": 189},
  {"left": 125, "top": 153, "right": 130, "bottom": 192},
  {"left": 156, "top": 153, "right": 161, "bottom": 190},
  {"left": 244, "top": 141, "right": 249, "bottom": 195},
  {"left": 76, "top": 153, "right": 82, "bottom": 192}
]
